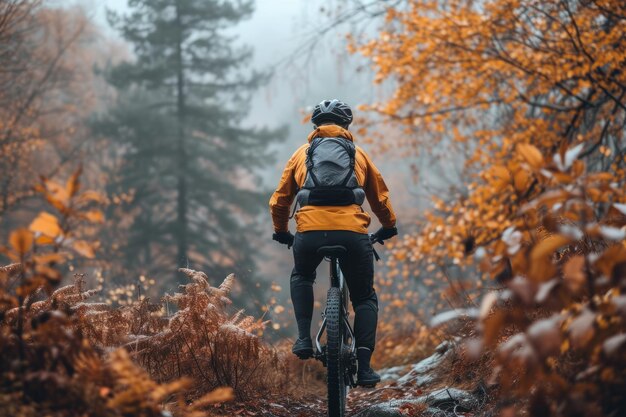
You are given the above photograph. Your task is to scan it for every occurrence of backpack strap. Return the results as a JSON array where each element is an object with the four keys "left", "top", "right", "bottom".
[
  {"left": 338, "top": 139, "right": 356, "bottom": 187},
  {"left": 305, "top": 139, "right": 322, "bottom": 187}
]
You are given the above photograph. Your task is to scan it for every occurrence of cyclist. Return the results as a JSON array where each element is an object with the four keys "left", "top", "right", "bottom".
[{"left": 269, "top": 99, "right": 397, "bottom": 386}]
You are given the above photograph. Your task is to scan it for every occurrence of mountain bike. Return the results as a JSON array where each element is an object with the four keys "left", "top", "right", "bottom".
[{"left": 313, "top": 235, "right": 382, "bottom": 417}]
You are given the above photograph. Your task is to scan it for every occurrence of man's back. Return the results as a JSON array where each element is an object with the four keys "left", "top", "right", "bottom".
[{"left": 269, "top": 124, "right": 396, "bottom": 235}]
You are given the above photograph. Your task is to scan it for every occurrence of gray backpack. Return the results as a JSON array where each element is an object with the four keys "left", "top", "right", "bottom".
[{"left": 296, "top": 137, "right": 365, "bottom": 207}]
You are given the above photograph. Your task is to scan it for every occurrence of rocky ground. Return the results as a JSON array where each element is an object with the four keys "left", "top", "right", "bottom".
[
  {"left": 350, "top": 341, "right": 486, "bottom": 417},
  {"left": 214, "top": 340, "right": 488, "bottom": 417}
]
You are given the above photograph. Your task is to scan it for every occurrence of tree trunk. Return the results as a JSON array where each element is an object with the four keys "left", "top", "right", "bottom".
[{"left": 174, "top": 0, "right": 188, "bottom": 269}]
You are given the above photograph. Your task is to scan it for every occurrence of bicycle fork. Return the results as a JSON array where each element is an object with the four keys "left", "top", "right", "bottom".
[{"left": 314, "top": 310, "right": 356, "bottom": 361}]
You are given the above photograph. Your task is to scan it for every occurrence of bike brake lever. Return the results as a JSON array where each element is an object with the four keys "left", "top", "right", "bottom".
[{"left": 369, "top": 234, "right": 383, "bottom": 261}]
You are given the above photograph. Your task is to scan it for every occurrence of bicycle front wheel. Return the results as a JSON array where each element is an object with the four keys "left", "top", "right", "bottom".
[{"left": 326, "top": 286, "right": 347, "bottom": 417}]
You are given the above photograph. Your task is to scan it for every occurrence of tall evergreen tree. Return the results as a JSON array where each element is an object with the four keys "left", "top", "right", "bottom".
[{"left": 97, "top": 0, "right": 283, "bottom": 286}]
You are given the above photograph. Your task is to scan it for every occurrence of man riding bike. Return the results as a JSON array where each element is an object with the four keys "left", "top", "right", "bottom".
[{"left": 269, "top": 99, "right": 397, "bottom": 387}]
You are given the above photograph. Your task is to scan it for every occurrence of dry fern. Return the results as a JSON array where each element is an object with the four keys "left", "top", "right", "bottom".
[
  {"left": 135, "top": 268, "right": 287, "bottom": 399},
  {"left": 1, "top": 263, "right": 289, "bottom": 416}
]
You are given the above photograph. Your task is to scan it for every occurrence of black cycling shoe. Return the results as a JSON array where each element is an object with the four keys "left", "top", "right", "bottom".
[
  {"left": 357, "top": 368, "right": 381, "bottom": 387},
  {"left": 292, "top": 337, "right": 314, "bottom": 359}
]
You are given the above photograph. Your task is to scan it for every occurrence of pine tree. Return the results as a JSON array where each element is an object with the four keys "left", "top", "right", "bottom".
[{"left": 97, "top": 0, "right": 283, "bottom": 286}]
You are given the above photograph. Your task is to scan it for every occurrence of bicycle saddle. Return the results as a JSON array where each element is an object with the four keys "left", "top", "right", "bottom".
[{"left": 317, "top": 245, "right": 347, "bottom": 257}]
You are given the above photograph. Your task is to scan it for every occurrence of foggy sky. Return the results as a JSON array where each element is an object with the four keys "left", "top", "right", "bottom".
[
  {"left": 42, "top": 0, "right": 424, "bottom": 320},
  {"left": 49, "top": 0, "right": 422, "bottom": 273},
  {"left": 88, "top": 0, "right": 386, "bottom": 176}
]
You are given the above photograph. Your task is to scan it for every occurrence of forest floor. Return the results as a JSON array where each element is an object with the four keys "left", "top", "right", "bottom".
[{"left": 207, "top": 340, "right": 485, "bottom": 417}]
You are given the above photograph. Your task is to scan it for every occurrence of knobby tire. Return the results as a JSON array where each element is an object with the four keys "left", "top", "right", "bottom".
[{"left": 326, "top": 286, "right": 346, "bottom": 417}]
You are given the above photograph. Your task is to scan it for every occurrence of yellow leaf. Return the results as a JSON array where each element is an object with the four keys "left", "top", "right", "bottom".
[
  {"left": 489, "top": 165, "right": 510, "bottom": 191},
  {"left": 44, "top": 180, "right": 70, "bottom": 207},
  {"left": 83, "top": 210, "right": 104, "bottom": 224},
  {"left": 73, "top": 240, "right": 95, "bottom": 259},
  {"left": 513, "top": 169, "right": 530, "bottom": 192},
  {"left": 518, "top": 143, "right": 544, "bottom": 169},
  {"left": 531, "top": 234, "right": 570, "bottom": 262},
  {"left": 9, "top": 228, "right": 33, "bottom": 255},
  {"left": 490, "top": 165, "right": 509, "bottom": 180},
  {"left": 35, "top": 235, "right": 55, "bottom": 246},
  {"left": 29, "top": 212, "right": 62, "bottom": 238},
  {"left": 66, "top": 165, "right": 82, "bottom": 198}
]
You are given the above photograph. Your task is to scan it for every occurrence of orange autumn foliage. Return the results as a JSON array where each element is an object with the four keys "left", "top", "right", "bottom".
[
  {"left": 0, "top": 1, "right": 111, "bottom": 218},
  {"left": 0, "top": 166, "right": 291, "bottom": 416},
  {"left": 355, "top": 0, "right": 626, "bottom": 270},
  {"left": 355, "top": 0, "right": 626, "bottom": 415}
]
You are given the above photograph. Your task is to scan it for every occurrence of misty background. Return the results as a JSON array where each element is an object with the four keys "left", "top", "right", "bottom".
[
  {"left": 2, "top": 0, "right": 428, "bottom": 331},
  {"left": 87, "top": 0, "right": 421, "bottom": 275}
]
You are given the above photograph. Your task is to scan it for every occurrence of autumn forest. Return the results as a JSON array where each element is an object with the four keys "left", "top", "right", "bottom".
[{"left": 1, "top": 0, "right": 625, "bottom": 416}]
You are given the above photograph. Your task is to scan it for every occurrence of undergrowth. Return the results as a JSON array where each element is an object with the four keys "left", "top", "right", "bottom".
[{"left": 0, "top": 262, "right": 291, "bottom": 416}]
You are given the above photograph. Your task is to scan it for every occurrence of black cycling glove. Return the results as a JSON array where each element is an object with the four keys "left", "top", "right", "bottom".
[
  {"left": 273, "top": 231, "right": 295, "bottom": 249},
  {"left": 373, "top": 226, "right": 398, "bottom": 243}
]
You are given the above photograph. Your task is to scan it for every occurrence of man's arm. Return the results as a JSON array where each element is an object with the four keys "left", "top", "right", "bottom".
[
  {"left": 269, "top": 152, "right": 299, "bottom": 232},
  {"left": 361, "top": 150, "right": 397, "bottom": 228}
]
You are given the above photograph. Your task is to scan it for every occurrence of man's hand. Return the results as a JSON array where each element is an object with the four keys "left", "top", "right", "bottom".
[
  {"left": 372, "top": 226, "right": 398, "bottom": 243},
  {"left": 273, "top": 231, "right": 295, "bottom": 249}
]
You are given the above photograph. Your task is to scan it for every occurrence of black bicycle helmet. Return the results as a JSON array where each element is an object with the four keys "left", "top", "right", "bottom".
[{"left": 311, "top": 99, "right": 353, "bottom": 127}]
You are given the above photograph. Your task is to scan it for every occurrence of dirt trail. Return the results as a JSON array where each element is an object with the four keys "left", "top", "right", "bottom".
[{"left": 214, "top": 341, "right": 485, "bottom": 417}]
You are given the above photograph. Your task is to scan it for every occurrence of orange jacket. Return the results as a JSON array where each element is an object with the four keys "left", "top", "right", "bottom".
[{"left": 269, "top": 125, "right": 396, "bottom": 234}]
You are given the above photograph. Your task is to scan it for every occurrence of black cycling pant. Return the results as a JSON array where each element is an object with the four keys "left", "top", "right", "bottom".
[{"left": 290, "top": 230, "right": 378, "bottom": 350}]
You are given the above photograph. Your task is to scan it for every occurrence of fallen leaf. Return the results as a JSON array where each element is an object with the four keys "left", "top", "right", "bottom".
[{"left": 192, "top": 387, "right": 235, "bottom": 407}]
